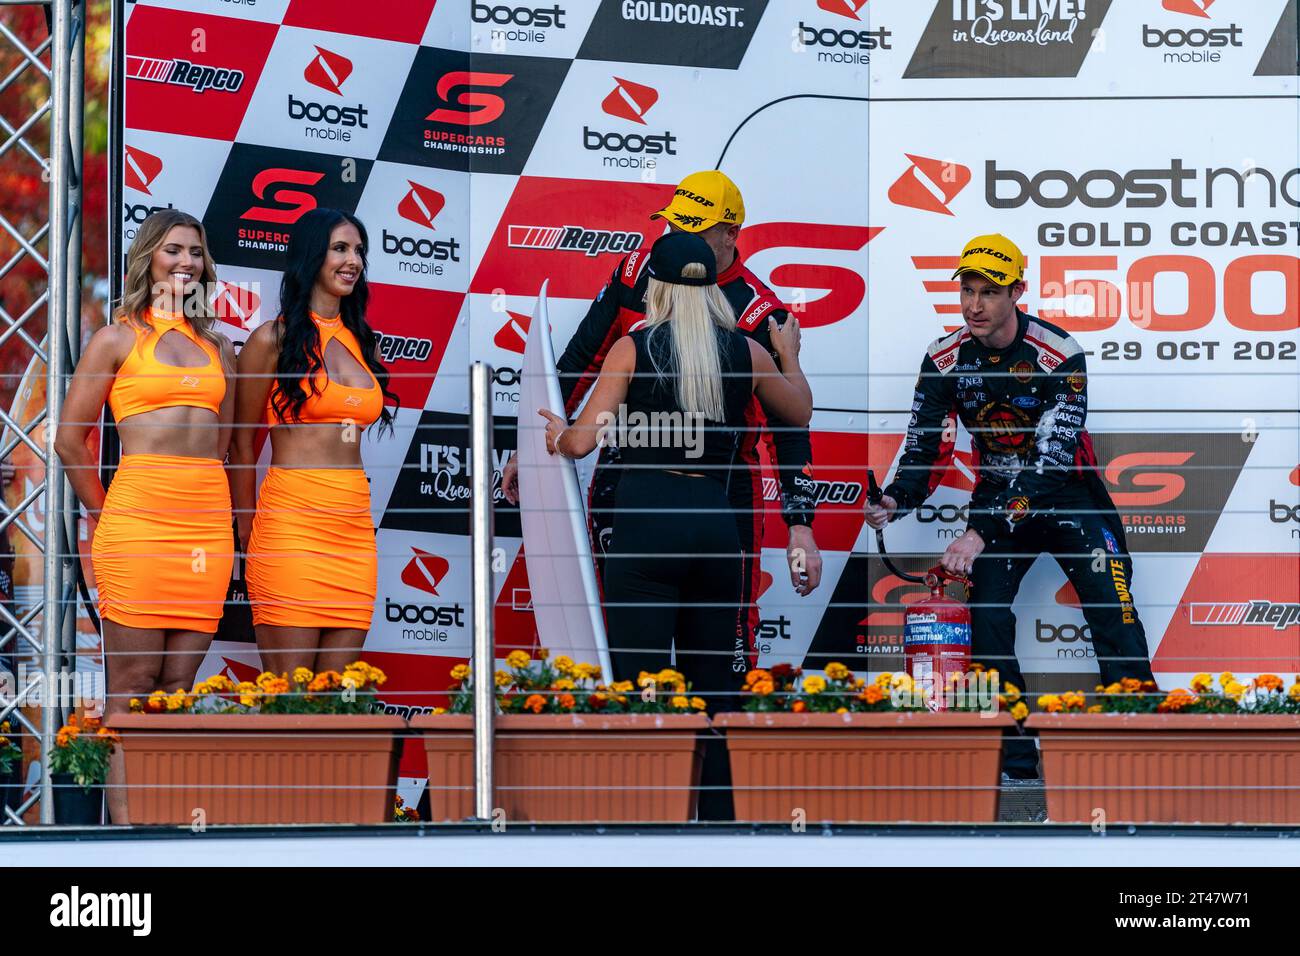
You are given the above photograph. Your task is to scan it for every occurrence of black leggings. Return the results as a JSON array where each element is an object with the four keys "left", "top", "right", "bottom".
[{"left": 602, "top": 469, "right": 744, "bottom": 820}]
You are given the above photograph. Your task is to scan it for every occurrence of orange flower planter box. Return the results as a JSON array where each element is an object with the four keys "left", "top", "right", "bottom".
[
  {"left": 715, "top": 711, "right": 1013, "bottom": 823},
  {"left": 110, "top": 714, "right": 404, "bottom": 825},
  {"left": 1028, "top": 713, "right": 1300, "bottom": 824},
  {"left": 411, "top": 713, "right": 707, "bottom": 823}
]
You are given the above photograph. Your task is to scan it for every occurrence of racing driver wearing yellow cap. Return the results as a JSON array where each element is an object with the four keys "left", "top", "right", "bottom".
[
  {"left": 502, "top": 170, "right": 822, "bottom": 681},
  {"left": 864, "top": 234, "right": 1154, "bottom": 778}
]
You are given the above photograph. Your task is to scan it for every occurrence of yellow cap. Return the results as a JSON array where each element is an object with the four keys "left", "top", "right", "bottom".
[
  {"left": 952, "top": 234, "right": 1025, "bottom": 285},
  {"left": 651, "top": 170, "right": 745, "bottom": 232}
]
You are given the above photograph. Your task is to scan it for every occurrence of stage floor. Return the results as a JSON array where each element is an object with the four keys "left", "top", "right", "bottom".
[{"left": 2, "top": 824, "right": 1296, "bottom": 866}]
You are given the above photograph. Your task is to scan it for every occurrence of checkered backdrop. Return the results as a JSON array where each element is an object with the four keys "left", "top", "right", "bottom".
[{"left": 113, "top": 0, "right": 1299, "bottom": 785}]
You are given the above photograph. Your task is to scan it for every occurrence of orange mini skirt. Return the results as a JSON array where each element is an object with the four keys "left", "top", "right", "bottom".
[
  {"left": 246, "top": 467, "right": 377, "bottom": 629},
  {"left": 91, "top": 454, "right": 234, "bottom": 632}
]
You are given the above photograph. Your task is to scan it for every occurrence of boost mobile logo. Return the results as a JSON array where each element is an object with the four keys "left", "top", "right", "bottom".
[
  {"left": 126, "top": 56, "right": 244, "bottom": 93},
  {"left": 401, "top": 548, "right": 450, "bottom": 595},
  {"left": 213, "top": 282, "right": 261, "bottom": 328},
  {"left": 397, "top": 181, "right": 446, "bottom": 229},
  {"left": 1163, "top": 0, "right": 1214, "bottom": 17},
  {"left": 601, "top": 76, "right": 658, "bottom": 124},
  {"left": 818, "top": 0, "right": 869, "bottom": 18},
  {"left": 888, "top": 154, "right": 971, "bottom": 216},
  {"left": 304, "top": 46, "right": 353, "bottom": 95},
  {"left": 123, "top": 146, "right": 163, "bottom": 195},
  {"left": 494, "top": 311, "right": 532, "bottom": 354}
]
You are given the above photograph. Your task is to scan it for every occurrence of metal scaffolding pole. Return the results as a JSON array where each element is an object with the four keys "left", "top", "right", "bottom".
[
  {"left": 39, "top": 0, "right": 75, "bottom": 825},
  {"left": 0, "top": 0, "right": 79, "bottom": 825}
]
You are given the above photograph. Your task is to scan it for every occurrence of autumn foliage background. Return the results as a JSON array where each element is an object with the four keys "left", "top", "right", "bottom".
[{"left": 0, "top": 2, "right": 112, "bottom": 408}]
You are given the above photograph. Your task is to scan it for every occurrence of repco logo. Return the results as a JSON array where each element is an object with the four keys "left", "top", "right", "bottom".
[
  {"left": 1104, "top": 451, "right": 1193, "bottom": 506},
  {"left": 739, "top": 222, "right": 880, "bottom": 328},
  {"left": 377, "top": 333, "right": 434, "bottom": 363},
  {"left": 809, "top": 480, "right": 862, "bottom": 506}
]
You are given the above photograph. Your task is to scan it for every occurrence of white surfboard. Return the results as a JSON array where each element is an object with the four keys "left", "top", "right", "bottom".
[{"left": 516, "top": 282, "right": 612, "bottom": 683}]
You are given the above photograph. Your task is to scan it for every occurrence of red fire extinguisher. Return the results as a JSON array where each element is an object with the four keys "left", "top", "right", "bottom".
[
  {"left": 903, "top": 567, "right": 971, "bottom": 711},
  {"left": 867, "top": 471, "right": 972, "bottom": 710}
]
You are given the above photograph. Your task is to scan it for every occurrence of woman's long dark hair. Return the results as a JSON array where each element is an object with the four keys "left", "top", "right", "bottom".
[{"left": 272, "top": 208, "right": 397, "bottom": 433}]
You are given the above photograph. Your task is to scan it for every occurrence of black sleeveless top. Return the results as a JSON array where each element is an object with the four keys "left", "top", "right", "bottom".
[{"left": 614, "top": 324, "right": 753, "bottom": 480}]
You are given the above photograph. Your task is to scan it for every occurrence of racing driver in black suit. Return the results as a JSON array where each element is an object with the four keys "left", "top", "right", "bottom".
[{"left": 864, "top": 234, "right": 1155, "bottom": 777}]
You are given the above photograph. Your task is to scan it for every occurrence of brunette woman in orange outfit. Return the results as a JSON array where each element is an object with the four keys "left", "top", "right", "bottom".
[
  {"left": 57, "top": 209, "right": 237, "bottom": 823},
  {"left": 231, "top": 208, "right": 396, "bottom": 676}
]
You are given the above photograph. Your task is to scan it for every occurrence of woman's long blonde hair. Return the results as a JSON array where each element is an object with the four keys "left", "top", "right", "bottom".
[
  {"left": 114, "top": 209, "right": 227, "bottom": 364},
  {"left": 641, "top": 262, "right": 737, "bottom": 422}
]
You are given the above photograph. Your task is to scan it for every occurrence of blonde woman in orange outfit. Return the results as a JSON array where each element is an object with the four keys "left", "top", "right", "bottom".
[
  {"left": 231, "top": 208, "right": 396, "bottom": 677},
  {"left": 56, "top": 209, "right": 237, "bottom": 823}
]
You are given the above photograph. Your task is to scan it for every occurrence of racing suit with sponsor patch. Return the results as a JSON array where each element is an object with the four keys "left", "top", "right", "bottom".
[
  {"left": 556, "top": 247, "right": 817, "bottom": 679},
  {"left": 883, "top": 311, "right": 1154, "bottom": 771}
]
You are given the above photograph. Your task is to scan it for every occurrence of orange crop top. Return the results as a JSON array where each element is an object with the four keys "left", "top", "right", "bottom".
[
  {"left": 107, "top": 309, "right": 225, "bottom": 423},
  {"left": 266, "top": 312, "right": 384, "bottom": 426}
]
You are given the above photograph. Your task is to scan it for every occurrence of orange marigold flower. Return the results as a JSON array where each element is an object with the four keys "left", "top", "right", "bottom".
[
  {"left": 861, "top": 685, "right": 885, "bottom": 705},
  {"left": 791, "top": 700, "right": 807, "bottom": 713},
  {"left": 524, "top": 694, "right": 546, "bottom": 714},
  {"left": 557, "top": 693, "right": 576, "bottom": 710},
  {"left": 1254, "top": 674, "right": 1284, "bottom": 693},
  {"left": 1157, "top": 688, "right": 1198, "bottom": 713},
  {"left": 1120, "top": 677, "right": 1142, "bottom": 692}
]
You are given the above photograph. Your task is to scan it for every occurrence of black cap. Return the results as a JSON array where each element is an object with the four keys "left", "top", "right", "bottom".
[{"left": 646, "top": 231, "right": 716, "bottom": 286}]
